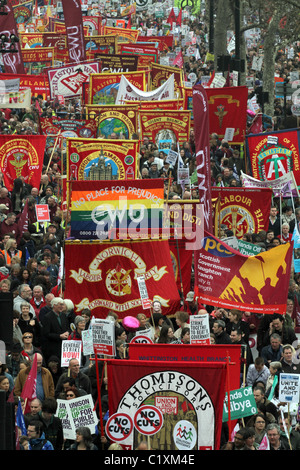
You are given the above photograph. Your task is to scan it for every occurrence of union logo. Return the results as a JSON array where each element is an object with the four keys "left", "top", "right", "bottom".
[{"left": 257, "top": 143, "right": 293, "bottom": 181}]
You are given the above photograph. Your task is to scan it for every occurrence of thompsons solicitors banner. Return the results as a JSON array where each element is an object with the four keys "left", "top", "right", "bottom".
[
  {"left": 195, "top": 232, "right": 293, "bottom": 314},
  {"left": 106, "top": 359, "right": 228, "bottom": 450},
  {"left": 64, "top": 239, "right": 181, "bottom": 319}
]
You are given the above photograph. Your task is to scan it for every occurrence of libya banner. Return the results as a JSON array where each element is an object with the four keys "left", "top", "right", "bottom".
[
  {"left": 150, "top": 63, "right": 184, "bottom": 98},
  {"left": 245, "top": 128, "right": 300, "bottom": 189},
  {"left": 106, "top": 359, "right": 227, "bottom": 450},
  {"left": 89, "top": 71, "right": 146, "bottom": 105},
  {"left": 211, "top": 187, "right": 272, "bottom": 239},
  {"left": 47, "top": 61, "right": 100, "bottom": 99},
  {"left": 139, "top": 109, "right": 191, "bottom": 146},
  {"left": 205, "top": 86, "right": 248, "bottom": 144},
  {"left": 66, "top": 137, "right": 139, "bottom": 181},
  {"left": 0, "top": 135, "right": 46, "bottom": 191},
  {"left": 85, "top": 104, "right": 139, "bottom": 139},
  {"left": 64, "top": 239, "right": 181, "bottom": 319},
  {"left": 195, "top": 231, "right": 293, "bottom": 314},
  {"left": 70, "top": 179, "right": 165, "bottom": 240}
]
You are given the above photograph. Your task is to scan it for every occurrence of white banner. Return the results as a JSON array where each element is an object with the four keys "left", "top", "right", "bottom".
[
  {"left": 47, "top": 61, "right": 100, "bottom": 99},
  {"left": 116, "top": 74, "right": 174, "bottom": 104},
  {"left": 241, "top": 170, "right": 299, "bottom": 197},
  {"left": 0, "top": 88, "right": 31, "bottom": 108}
]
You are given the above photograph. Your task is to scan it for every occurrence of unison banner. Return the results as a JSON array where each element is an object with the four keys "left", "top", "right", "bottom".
[
  {"left": 107, "top": 359, "right": 227, "bottom": 450},
  {"left": 193, "top": 84, "right": 212, "bottom": 233},
  {"left": 66, "top": 137, "right": 139, "bottom": 181},
  {"left": 70, "top": 179, "right": 165, "bottom": 240},
  {"left": 205, "top": 86, "right": 248, "bottom": 144},
  {"left": 245, "top": 128, "right": 300, "bottom": 189},
  {"left": 211, "top": 187, "right": 272, "bottom": 239},
  {"left": 0, "top": 135, "right": 46, "bottom": 191},
  {"left": 195, "top": 232, "right": 293, "bottom": 314},
  {"left": 62, "top": 0, "right": 86, "bottom": 63},
  {"left": 64, "top": 239, "right": 181, "bottom": 319}
]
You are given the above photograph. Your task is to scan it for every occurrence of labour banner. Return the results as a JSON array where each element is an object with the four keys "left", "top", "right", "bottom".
[
  {"left": 62, "top": 0, "right": 86, "bottom": 63},
  {"left": 0, "top": 135, "right": 46, "bottom": 191},
  {"left": 211, "top": 187, "right": 272, "bottom": 239},
  {"left": 70, "top": 179, "right": 165, "bottom": 240},
  {"left": 66, "top": 137, "right": 139, "bottom": 181},
  {"left": 194, "top": 231, "right": 293, "bottom": 314},
  {"left": 107, "top": 359, "right": 227, "bottom": 449},
  {"left": 245, "top": 128, "right": 300, "bottom": 189},
  {"left": 205, "top": 86, "right": 248, "bottom": 144},
  {"left": 193, "top": 84, "right": 213, "bottom": 233},
  {"left": 64, "top": 239, "right": 181, "bottom": 319}
]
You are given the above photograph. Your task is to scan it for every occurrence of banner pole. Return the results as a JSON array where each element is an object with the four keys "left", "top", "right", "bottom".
[{"left": 226, "top": 352, "right": 232, "bottom": 440}]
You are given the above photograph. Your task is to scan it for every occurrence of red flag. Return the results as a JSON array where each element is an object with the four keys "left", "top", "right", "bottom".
[
  {"left": 62, "top": 0, "right": 86, "bottom": 63},
  {"left": 192, "top": 84, "right": 213, "bottom": 233},
  {"left": 173, "top": 50, "right": 183, "bottom": 68},
  {"left": 206, "top": 70, "right": 215, "bottom": 87},
  {"left": 167, "top": 8, "right": 176, "bottom": 24},
  {"left": 176, "top": 8, "right": 182, "bottom": 26},
  {"left": 248, "top": 112, "right": 263, "bottom": 134},
  {"left": 21, "top": 354, "right": 37, "bottom": 413},
  {"left": 126, "top": 15, "right": 131, "bottom": 29}
]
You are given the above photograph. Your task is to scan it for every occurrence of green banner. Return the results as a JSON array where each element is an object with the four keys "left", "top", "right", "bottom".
[
  {"left": 237, "top": 239, "right": 263, "bottom": 256},
  {"left": 223, "top": 387, "right": 257, "bottom": 422}
]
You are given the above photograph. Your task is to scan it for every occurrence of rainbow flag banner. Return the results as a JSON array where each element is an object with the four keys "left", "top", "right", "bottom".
[{"left": 70, "top": 179, "right": 165, "bottom": 240}]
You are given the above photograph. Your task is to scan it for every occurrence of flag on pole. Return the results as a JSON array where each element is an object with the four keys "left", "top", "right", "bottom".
[
  {"left": 259, "top": 433, "right": 270, "bottom": 450},
  {"left": 58, "top": 246, "right": 64, "bottom": 285},
  {"left": 20, "top": 353, "right": 38, "bottom": 413},
  {"left": 16, "top": 399, "right": 27, "bottom": 436},
  {"left": 173, "top": 50, "right": 183, "bottom": 68},
  {"left": 17, "top": 199, "right": 29, "bottom": 244},
  {"left": 176, "top": 8, "right": 182, "bottom": 26},
  {"left": 167, "top": 8, "right": 176, "bottom": 24}
]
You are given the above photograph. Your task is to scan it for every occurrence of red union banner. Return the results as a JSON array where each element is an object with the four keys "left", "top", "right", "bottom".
[
  {"left": 64, "top": 239, "right": 181, "bottom": 319},
  {"left": 211, "top": 187, "right": 272, "bottom": 239},
  {"left": 245, "top": 128, "right": 300, "bottom": 188},
  {"left": 107, "top": 359, "right": 227, "bottom": 450},
  {"left": 205, "top": 86, "right": 248, "bottom": 144},
  {"left": 62, "top": 0, "right": 86, "bottom": 63},
  {"left": 193, "top": 84, "right": 213, "bottom": 234},
  {"left": 0, "top": 1, "right": 25, "bottom": 74},
  {"left": 0, "top": 135, "right": 46, "bottom": 191},
  {"left": 195, "top": 231, "right": 293, "bottom": 314}
]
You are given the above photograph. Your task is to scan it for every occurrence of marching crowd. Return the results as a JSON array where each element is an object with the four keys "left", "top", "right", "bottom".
[{"left": 0, "top": 1, "right": 300, "bottom": 453}]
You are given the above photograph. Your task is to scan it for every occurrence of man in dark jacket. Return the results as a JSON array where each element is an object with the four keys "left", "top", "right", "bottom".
[{"left": 41, "top": 297, "right": 70, "bottom": 362}]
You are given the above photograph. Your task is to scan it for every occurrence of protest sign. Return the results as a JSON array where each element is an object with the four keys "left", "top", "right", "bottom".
[
  {"left": 279, "top": 373, "right": 300, "bottom": 403},
  {"left": 56, "top": 395, "right": 98, "bottom": 440},
  {"left": 223, "top": 387, "right": 257, "bottom": 422},
  {"left": 92, "top": 318, "right": 115, "bottom": 356},
  {"left": 61, "top": 340, "right": 82, "bottom": 367},
  {"left": 190, "top": 314, "right": 211, "bottom": 345}
]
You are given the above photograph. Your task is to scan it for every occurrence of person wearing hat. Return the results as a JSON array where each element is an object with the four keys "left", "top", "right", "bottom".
[
  {"left": 148, "top": 162, "right": 160, "bottom": 179},
  {"left": 0, "top": 204, "right": 7, "bottom": 222},
  {"left": 183, "top": 291, "right": 199, "bottom": 315}
]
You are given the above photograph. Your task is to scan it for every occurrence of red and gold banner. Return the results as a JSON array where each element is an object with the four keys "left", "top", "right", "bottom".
[
  {"left": 0, "top": 73, "right": 50, "bottom": 99},
  {"left": 107, "top": 358, "right": 227, "bottom": 450},
  {"left": 195, "top": 231, "right": 293, "bottom": 314},
  {"left": 22, "top": 47, "right": 54, "bottom": 71},
  {"left": 95, "top": 53, "right": 138, "bottom": 73},
  {"left": 211, "top": 187, "right": 273, "bottom": 239},
  {"left": 83, "top": 16, "right": 101, "bottom": 36},
  {"left": 245, "top": 128, "right": 300, "bottom": 188},
  {"left": 150, "top": 63, "right": 184, "bottom": 98},
  {"left": 89, "top": 71, "right": 146, "bottom": 105},
  {"left": 120, "top": 44, "right": 158, "bottom": 68},
  {"left": 85, "top": 35, "right": 117, "bottom": 56},
  {"left": 66, "top": 137, "right": 139, "bottom": 181},
  {"left": 137, "top": 35, "right": 173, "bottom": 52},
  {"left": 20, "top": 33, "right": 43, "bottom": 48},
  {"left": 0, "top": 135, "right": 46, "bottom": 191},
  {"left": 103, "top": 26, "right": 139, "bottom": 43},
  {"left": 205, "top": 86, "right": 248, "bottom": 144},
  {"left": 139, "top": 109, "right": 191, "bottom": 146},
  {"left": 64, "top": 239, "right": 181, "bottom": 319},
  {"left": 40, "top": 116, "right": 98, "bottom": 139},
  {"left": 135, "top": 98, "right": 184, "bottom": 111},
  {"left": 85, "top": 104, "right": 139, "bottom": 139},
  {"left": 0, "top": 1, "right": 25, "bottom": 74}
]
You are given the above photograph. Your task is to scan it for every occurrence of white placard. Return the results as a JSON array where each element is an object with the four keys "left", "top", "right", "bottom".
[{"left": 279, "top": 373, "right": 300, "bottom": 403}]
